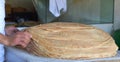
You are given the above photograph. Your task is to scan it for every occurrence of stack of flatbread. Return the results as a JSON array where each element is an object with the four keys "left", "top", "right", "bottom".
[{"left": 25, "top": 22, "right": 118, "bottom": 59}]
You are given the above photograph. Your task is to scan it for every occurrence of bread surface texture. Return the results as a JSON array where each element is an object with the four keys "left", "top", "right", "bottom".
[{"left": 25, "top": 22, "right": 118, "bottom": 59}]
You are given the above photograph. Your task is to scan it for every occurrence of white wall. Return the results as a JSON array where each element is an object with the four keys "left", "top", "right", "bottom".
[
  {"left": 5, "top": 0, "right": 34, "bottom": 12},
  {"left": 114, "top": 0, "right": 120, "bottom": 30}
]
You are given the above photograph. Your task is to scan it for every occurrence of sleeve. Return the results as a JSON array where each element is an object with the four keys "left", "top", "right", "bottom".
[
  {"left": 0, "top": 0, "right": 5, "bottom": 61},
  {"left": 0, "top": 0, "right": 5, "bottom": 35}
]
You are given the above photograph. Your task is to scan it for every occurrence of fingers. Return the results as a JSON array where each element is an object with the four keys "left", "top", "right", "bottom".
[
  {"left": 6, "top": 26, "right": 18, "bottom": 31},
  {"left": 19, "top": 35, "right": 32, "bottom": 48},
  {"left": 17, "top": 32, "right": 32, "bottom": 48},
  {"left": 5, "top": 26, "right": 19, "bottom": 36},
  {"left": 18, "top": 40, "right": 28, "bottom": 48},
  {"left": 10, "top": 32, "right": 32, "bottom": 48}
]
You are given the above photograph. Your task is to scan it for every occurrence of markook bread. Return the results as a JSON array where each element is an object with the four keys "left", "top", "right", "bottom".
[{"left": 25, "top": 22, "right": 118, "bottom": 59}]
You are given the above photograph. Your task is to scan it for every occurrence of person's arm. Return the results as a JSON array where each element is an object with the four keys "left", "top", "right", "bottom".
[{"left": 0, "top": 33, "right": 9, "bottom": 46}]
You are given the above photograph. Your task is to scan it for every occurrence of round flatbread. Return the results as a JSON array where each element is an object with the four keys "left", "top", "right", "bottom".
[{"left": 25, "top": 22, "right": 118, "bottom": 59}]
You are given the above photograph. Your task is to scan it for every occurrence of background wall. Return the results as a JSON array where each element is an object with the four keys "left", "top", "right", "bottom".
[
  {"left": 56, "top": 0, "right": 113, "bottom": 24},
  {"left": 55, "top": 0, "right": 101, "bottom": 23},
  {"left": 114, "top": 0, "right": 120, "bottom": 30},
  {"left": 5, "top": 0, "right": 34, "bottom": 12},
  {"left": 34, "top": 0, "right": 113, "bottom": 24}
]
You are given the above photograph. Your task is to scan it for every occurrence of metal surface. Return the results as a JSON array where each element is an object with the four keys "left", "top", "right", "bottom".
[{"left": 5, "top": 47, "right": 120, "bottom": 62}]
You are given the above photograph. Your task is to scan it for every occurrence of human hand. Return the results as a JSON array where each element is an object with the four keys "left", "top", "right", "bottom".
[
  {"left": 7, "top": 31, "right": 32, "bottom": 48},
  {"left": 5, "top": 26, "right": 19, "bottom": 36}
]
